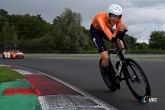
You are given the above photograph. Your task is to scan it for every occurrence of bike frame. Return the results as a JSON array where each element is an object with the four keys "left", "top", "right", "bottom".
[
  {"left": 109, "top": 33, "right": 139, "bottom": 82},
  {"left": 105, "top": 32, "right": 151, "bottom": 102}
]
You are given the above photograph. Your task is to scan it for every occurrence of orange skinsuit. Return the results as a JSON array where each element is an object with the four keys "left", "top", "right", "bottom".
[{"left": 91, "top": 12, "right": 122, "bottom": 41}]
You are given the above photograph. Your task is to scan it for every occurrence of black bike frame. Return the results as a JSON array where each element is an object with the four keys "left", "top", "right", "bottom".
[
  {"left": 107, "top": 34, "right": 151, "bottom": 102},
  {"left": 111, "top": 33, "right": 139, "bottom": 82},
  {"left": 114, "top": 39, "right": 126, "bottom": 61}
]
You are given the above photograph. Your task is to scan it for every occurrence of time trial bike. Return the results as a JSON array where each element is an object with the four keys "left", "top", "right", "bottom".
[{"left": 99, "top": 32, "right": 151, "bottom": 103}]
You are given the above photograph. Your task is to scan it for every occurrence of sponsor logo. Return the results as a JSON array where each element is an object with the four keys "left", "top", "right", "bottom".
[
  {"left": 149, "top": 98, "right": 158, "bottom": 103},
  {"left": 141, "top": 96, "right": 158, "bottom": 103},
  {"left": 93, "top": 38, "right": 99, "bottom": 49}
]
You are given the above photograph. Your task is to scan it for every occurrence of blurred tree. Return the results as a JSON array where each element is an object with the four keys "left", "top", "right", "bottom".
[
  {"left": 15, "top": 14, "right": 50, "bottom": 41},
  {"left": 0, "top": 9, "right": 8, "bottom": 16},
  {"left": 51, "top": 8, "right": 89, "bottom": 53},
  {"left": 124, "top": 34, "right": 137, "bottom": 46},
  {"left": 0, "top": 9, "right": 8, "bottom": 30},
  {"left": 1, "top": 21, "right": 18, "bottom": 44},
  {"left": 138, "top": 42, "right": 148, "bottom": 50},
  {"left": 149, "top": 31, "right": 165, "bottom": 49}
]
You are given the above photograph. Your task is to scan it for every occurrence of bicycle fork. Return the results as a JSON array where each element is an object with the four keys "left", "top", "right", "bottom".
[
  {"left": 117, "top": 60, "right": 139, "bottom": 83},
  {"left": 117, "top": 61, "right": 122, "bottom": 75},
  {"left": 116, "top": 61, "right": 126, "bottom": 82}
]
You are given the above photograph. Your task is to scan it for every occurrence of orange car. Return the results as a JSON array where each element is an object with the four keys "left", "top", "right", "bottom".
[{"left": 2, "top": 50, "right": 24, "bottom": 59}]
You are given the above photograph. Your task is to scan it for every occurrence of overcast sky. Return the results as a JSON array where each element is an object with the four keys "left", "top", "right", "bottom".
[{"left": 1, "top": 0, "right": 165, "bottom": 43}]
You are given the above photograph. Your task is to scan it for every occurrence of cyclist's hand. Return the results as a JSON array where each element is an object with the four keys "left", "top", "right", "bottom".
[
  {"left": 111, "top": 37, "right": 116, "bottom": 43},
  {"left": 118, "top": 24, "right": 128, "bottom": 32}
]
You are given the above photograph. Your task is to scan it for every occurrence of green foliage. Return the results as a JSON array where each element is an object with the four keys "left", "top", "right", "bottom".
[
  {"left": 1, "top": 21, "right": 18, "bottom": 43},
  {"left": 14, "top": 14, "right": 50, "bottom": 40},
  {"left": 137, "top": 42, "right": 148, "bottom": 50},
  {"left": 149, "top": 31, "right": 165, "bottom": 50},
  {"left": 0, "top": 8, "right": 165, "bottom": 54},
  {"left": 51, "top": 8, "right": 90, "bottom": 53},
  {"left": 0, "top": 9, "right": 8, "bottom": 30},
  {"left": 124, "top": 34, "right": 137, "bottom": 46}
]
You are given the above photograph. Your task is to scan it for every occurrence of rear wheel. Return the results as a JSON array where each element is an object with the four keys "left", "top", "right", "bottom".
[
  {"left": 123, "top": 58, "right": 151, "bottom": 103},
  {"left": 99, "top": 58, "right": 117, "bottom": 92}
]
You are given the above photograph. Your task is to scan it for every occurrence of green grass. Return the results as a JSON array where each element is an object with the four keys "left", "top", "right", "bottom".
[{"left": 0, "top": 66, "right": 24, "bottom": 83}]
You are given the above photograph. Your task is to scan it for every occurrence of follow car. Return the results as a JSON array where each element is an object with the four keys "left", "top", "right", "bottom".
[{"left": 2, "top": 50, "right": 24, "bottom": 59}]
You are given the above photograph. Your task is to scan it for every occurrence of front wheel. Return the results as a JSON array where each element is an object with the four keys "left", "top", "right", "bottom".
[{"left": 123, "top": 58, "right": 151, "bottom": 103}]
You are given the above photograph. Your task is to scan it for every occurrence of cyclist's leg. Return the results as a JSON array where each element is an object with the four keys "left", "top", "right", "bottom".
[
  {"left": 90, "top": 24, "right": 107, "bottom": 54},
  {"left": 116, "top": 39, "right": 124, "bottom": 48},
  {"left": 100, "top": 31, "right": 120, "bottom": 88},
  {"left": 100, "top": 51, "right": 120, "bottom": 88},
  {"left": 101, "top": 51, "right": 109, "bottom": 67},
  {"left": 101, "top": 51, "right": 115, "bottom": 74},
  {"left": 90, "top": 25, "right": 120, "bottom": 88},
  {"left": 115, "top": 32, "right": 126, "bottom": 54},
  {"left": 90, "top": 25, "right": 117, "bottom": 72},
  {"left": 100, "top": 29, "right": 119, "bottom": 71},
  {"left": 90, "top": 25, "right": 111, "bottom": 71},
  {"left": 116, "top": 39, "right": 125, "bottom": 54}
]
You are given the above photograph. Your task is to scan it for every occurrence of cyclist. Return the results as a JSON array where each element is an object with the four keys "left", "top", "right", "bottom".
[{"left": 90, "top": 4, "right": 128, "bottom": 88}]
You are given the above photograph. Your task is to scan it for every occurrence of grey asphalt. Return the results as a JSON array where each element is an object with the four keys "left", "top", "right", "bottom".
[{"left": 1, "top": 56, "right": 165, "bottom": 110}]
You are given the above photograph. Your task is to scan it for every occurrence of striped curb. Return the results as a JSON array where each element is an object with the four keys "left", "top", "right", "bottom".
[
  {"left": 1, "top": 65, "right": 117, "bottom": 110},
  {"left": 0, "top": 78, "right": 41, "bottom": 110}
]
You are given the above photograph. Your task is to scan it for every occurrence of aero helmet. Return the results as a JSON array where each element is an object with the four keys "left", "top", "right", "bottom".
[{"left": 107, "top": 4, "right": 122, "bottom": 19}]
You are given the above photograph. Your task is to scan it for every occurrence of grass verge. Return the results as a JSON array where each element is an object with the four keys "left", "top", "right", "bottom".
[{"left": 0, "top": 66, "right": 24, "bottom": 83}]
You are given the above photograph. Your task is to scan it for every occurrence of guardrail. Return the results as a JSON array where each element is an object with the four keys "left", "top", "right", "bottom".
[{"left": 22, "top": 54, "right": 165, "bottom": 59}]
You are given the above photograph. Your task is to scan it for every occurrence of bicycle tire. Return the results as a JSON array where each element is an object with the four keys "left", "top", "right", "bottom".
[
  {"left": 99, "top": 58, "right": 117, "bottom": 92},
  {"left": 123, "top": 58, "right": 151, "bottom": 103}
]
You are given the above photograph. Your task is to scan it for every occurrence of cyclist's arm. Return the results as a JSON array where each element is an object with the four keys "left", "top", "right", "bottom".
[
  {"left": 98, "top": 18, "right": 123, "bottom": 41},
  {"left": 98, "top": 18, "right": 113, "bottom": 41},
  {"left": 113, "top": 19, "right": 122, "bottom": 37}
]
